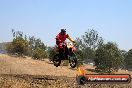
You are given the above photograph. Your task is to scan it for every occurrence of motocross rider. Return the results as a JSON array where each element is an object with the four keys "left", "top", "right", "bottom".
[{"left": 56, "top": 29, "right": 75, "bottom": 59}]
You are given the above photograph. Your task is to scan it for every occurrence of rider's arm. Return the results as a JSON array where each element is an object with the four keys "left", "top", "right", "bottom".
[{"left": 67, "top": 34, "right": 75, "bottom": 42}]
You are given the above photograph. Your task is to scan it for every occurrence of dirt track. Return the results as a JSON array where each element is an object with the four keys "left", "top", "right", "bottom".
[
  {"left": 0, "top": 54, "right": 79, "bottom": 88},
  {"left": 0, "top": 54, "right": 132, "bottom": 88},
  {"left": 0, "top": 54, "right": 77, "bottom": 77}
]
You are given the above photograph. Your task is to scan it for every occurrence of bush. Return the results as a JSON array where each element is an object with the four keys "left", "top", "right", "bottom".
[
  {"left": 32, "top": 47, "right": 47, "bottom": 60},
  {"left": 6, "top": 30, "right": 48, "bottom": 59},
  {"left": 6, "top": 37, "right": 28, "bottom": 56}
]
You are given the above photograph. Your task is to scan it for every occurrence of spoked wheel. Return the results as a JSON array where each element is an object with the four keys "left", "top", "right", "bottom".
[
  {"left": 53, "top": 54, "right": 61, "bottom": 67},
  {"left": 69, "top": 53, "right": 77, "bottom": 68}
]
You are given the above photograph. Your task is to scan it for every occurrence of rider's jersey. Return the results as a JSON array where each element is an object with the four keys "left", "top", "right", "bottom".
[{"left": 56, "top": 33, "right": 75, "bottom": 43}]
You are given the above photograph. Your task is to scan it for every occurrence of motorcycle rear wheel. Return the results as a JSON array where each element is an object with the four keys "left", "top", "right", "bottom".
[{"left": 53, "top": 54, "right": 61, "bottom": 67}]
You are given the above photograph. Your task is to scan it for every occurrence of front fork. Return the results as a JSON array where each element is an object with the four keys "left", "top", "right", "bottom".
[{"left": 68, "top": 52, "right": 76, "bottom": 63}]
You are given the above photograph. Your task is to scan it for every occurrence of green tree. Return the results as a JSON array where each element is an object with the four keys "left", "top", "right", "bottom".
[
  {"left": 82, "top": 29, "right": 103, "bottom": 50},
  {"left": 29, "top": 37, "right": 47, "bottom": 59},
  {"left": 12, "top": 37, "right": 28, "bottom": 56},
  {"left": 75, "top": 29, "right": 103, "bottom": 63},
  {"left": 124, "top": 49, "right": 132, "bottom": 69},
  {"left": 6, "top": 30, "right": 28, "bottom": 56},
  {"left": 6, "top": 29, "right": 48, "bottom": 59},
  {"left": 95, "top": 42, "right": 124, "bottom": 74},
  {"left": 120, "top": 50, "right": 127, "bottom": 69}
]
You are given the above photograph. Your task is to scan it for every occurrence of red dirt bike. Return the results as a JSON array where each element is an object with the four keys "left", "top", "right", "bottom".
[{"left": 53, "top": 42, "right": 78, "bottom": 68}]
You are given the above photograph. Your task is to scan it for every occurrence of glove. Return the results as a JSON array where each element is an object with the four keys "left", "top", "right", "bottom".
[
  {"left": 73, "top": 41, "right": 76, "bottom": 43},
  {"left": 73, "top": 41, "right": 77, "bottom": 46}
]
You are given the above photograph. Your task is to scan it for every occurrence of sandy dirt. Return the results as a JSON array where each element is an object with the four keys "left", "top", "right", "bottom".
[
  {"left": 0, "top": 54, "right": 77, "bottom": 77},
  {"left": 0, "top": 54, "right": 132, "bottom": 88}
]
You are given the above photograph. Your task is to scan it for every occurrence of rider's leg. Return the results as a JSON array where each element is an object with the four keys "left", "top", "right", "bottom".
[
  {"left": 65, "top": 46, "right": 69, "bottom": 59},
  {"left": 58, "top": 43, "right": 64, "bottom": 59},
  {"left": 56, "top": 41, "right": 63, "bottom": 58}
]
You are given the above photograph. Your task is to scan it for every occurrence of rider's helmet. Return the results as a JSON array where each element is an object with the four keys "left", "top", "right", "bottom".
[{"left": 61, "top": 29, "right": 66, "bottom": 35}]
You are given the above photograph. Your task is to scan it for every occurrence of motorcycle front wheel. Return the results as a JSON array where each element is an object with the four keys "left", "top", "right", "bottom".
[{"left": 69, "top": 53, "right": 77, "bottom": 68}]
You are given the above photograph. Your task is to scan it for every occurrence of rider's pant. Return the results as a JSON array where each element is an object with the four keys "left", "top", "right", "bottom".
[{"left": 56, "top": 41, "right": 69, "bottom": 59}]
